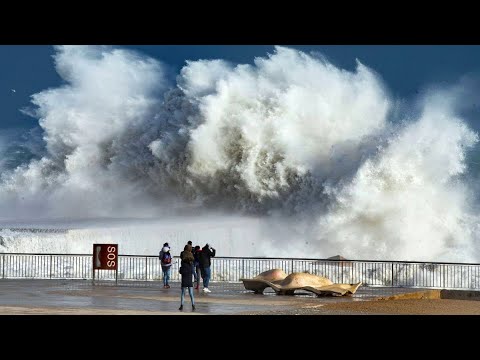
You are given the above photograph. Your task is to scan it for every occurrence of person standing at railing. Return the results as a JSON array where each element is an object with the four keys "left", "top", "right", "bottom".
[
  {"left": 185, "top": 241, "right": 197, "bottom": 284},
  {"left": 179, "top": 244, "right": 195, "bottom": 311},
  {"left": 159, "top": 243, "right": 172, "bottom": 289},
  {"left": 199, "top": 243, "right": 216, "bottom": 293},
  {"left": 193, "top": 245, "right": 201, "bottom": 290}
]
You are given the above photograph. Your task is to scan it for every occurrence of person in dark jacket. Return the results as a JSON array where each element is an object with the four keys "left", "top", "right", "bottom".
[
  {"left": 186, "top": 241, "right": 197, "bottom": 283},
  {"left": 179, "top": 245, "right": 195, "bottom": 311},
  {"left": 193, "top": 245, "right": 201, "bottom": 290},
  {"left": 199, "top": 243, "right": 216, "bottom": 293}
]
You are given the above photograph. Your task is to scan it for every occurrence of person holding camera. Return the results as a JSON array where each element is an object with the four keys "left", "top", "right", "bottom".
[{"left": 199, "top": 243, "right": 216, "bottom": 293}]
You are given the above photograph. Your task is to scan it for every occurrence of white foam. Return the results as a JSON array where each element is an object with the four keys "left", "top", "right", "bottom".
[{"left": 0, "top": 45, "right": 478, "bottom": 262}]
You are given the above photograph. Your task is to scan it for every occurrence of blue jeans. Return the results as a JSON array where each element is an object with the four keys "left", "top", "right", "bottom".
[
  {"left": 162, "top": 266, "right": 171, "bottom": 286},
  {"left": 181, "top": 287, "right": 195, "bottom": 306},
  {"left": 203, "top": 266, "right": 211, "bottom": 288}
]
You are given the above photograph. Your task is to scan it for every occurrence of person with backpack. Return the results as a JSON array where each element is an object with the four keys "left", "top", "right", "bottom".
[
  {"left": 159, "top": 243, "right": 172, "bottom": 288},
  {"left": 179, "top": 244, "right": 195, "bottom": 311},
  {"left": 199, "top": 243, "right": 216, "bottom": 293}
]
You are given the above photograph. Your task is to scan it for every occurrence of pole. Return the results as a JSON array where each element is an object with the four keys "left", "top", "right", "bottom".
[
  {"left": 145, "top": 256, "right": 148, "bottom": 281},
  {"left": 391, "top": 263, "right": 394, "bottom": 287}
]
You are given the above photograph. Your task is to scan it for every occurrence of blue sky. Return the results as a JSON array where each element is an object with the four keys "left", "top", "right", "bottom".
[{"left": 2, "top": 45, "right": 480, "bottom": 130}]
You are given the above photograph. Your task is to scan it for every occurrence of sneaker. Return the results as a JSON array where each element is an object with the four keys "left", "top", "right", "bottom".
[
  {"left": 203, "top": 288, "right": 211, "bottom": 293},
  {"left": 192, "top": 304, "right": 196, "bottom": 311},
  {"left": 179, "top": 305, "right": 183, "bottom": 311},
  {"left": 166, "top": 284, "right": 171, "bottom": 289}
]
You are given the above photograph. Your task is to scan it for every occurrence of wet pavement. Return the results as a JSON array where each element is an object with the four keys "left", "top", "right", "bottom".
[{"left": 0, "top": 279, "right": 432, "bottom": 315}]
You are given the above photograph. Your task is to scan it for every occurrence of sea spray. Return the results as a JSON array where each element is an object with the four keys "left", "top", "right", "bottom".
[{"left": 0, "top": 45, "right": 478, "bottom": 262}]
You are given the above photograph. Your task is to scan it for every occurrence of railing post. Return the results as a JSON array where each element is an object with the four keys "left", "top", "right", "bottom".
[
  {"left": 211, "top": 258, "right": 214, "bottom": 282},
  {"left": 442, "top": 264, "right": 445, "bottom": 289},
  {"left": 49, "top": 255, "right": 52, "bottom": 279},
  {"left": 242, "top": 259, "right": 245, "bottom": 279},
  {"left": 291, "top": 259, "right": 294, "bottom": 273},
  {"left": 2, "top": 254, "right": 4, "bottom": 279},
  {"left": 341, "top": 261, "right": 344, "bottom": 283},
  {"left": 391, "top": 263, "right": 394, "bottom": 287},
  {"left": 145, "top": 256, "right": 148, "bottom": 280}
]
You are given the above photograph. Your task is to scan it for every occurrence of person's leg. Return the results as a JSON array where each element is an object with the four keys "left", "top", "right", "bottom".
[
  {"left": 204, "top": 267, "right": 211, "bottom": 288},
  {"left": 165, "top": 266, "right": 170, "bottom": 287},
  {"left": 195, "top": 266, "right": 201, "bottom": 289},
  {"left": 201, "top": 267, "right": 206, "bottom": 288},
  {"left": 180, "top": 287, "right": 185, "bottom": 305},
  {"left": 188, "top": 287, "right": 195, "bottom": 307},
  {"left": 179, "top": 287, "right": 185, "bottom": 310},
  {"left": 192, "top": 263, "right": 197, "bottom": 282},
  {"left": 162, "top": 266, "right": 167, "bottom": 287}
]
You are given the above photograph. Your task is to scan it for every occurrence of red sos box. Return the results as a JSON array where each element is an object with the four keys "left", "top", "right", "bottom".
[{"left": 93, "top": 244, "right": 118, "bottom": 270}]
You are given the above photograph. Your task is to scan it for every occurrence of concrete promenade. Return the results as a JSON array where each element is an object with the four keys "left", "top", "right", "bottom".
[{"left": 1, "top": 279, "right": 480, "bottom": 314}]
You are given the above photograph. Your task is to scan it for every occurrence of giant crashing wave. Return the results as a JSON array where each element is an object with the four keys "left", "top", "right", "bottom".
[{"left": 0, "top": 45, "right": 478, "bottom": 262}]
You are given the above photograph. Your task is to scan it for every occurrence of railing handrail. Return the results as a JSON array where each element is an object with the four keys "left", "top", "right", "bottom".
[{"left": 0, "top": 252, "right": 479, "bottom": 266}]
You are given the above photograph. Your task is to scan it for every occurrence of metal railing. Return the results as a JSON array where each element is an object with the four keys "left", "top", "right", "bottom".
[{"left": 1, "top": 252, "right": 480, "bottom": 290}]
